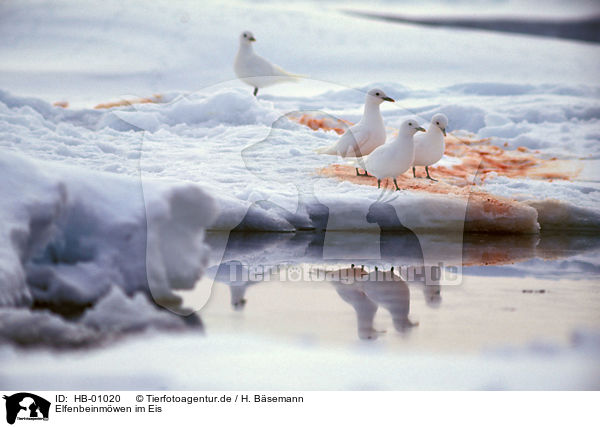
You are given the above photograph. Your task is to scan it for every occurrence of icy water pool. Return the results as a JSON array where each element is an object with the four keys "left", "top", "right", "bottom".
[
  {"left": 191, "top": 231, "right": 600, "bottom": 352},
  {"left": 2, "top": 231, "right": 599, "bottom": 390}
]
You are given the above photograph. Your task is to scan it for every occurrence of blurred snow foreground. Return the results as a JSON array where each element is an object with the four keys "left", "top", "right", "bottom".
[
  {"left": 1, "top": 328, "right": 599, "bottom": 390},
  {"left": 0, "top": 150, "right": 217, "bottom": 345}
]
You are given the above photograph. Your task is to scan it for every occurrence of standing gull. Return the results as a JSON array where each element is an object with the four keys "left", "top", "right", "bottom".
[
  {"left": 234, "top": 31, "right": 301, "bottom": 96},
  {"left": 317, "top": 88, "right": 395, "bottom": 176},
  {"left": 362, "top": 119, "right": 425, "bottom": 190},
  {"left": 412, "top": 113, "right": 448, "bottom": 181}
]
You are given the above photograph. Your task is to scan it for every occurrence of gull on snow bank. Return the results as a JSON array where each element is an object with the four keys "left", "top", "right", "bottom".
[
  {"left": 360, "top": 119, "right": 425, "bottom": 190},
  {"left": 413, "top": 113, "right": 449, "bottom": 181},
  {"left": 317, "top": 88, "right": 395, "bottom": 176},
  {"left": 234, "top": 31, "right": 302, "bottom": 96}
]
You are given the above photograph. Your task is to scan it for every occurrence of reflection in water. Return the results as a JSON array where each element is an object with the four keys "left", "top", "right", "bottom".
[
  {"left": 331, "top": 267, "right": 380, "bottom": 340},
  {"left": 206, "top": 261, "right": 263, "bottom": 310},
  {"left": 362, "top": 269, "right": 419, "bottom": 333},
  {"left": 367, "top": 202, "right": 443, "bottom": 309},
  {"left": 422, "top": 279, "right": 441, "bottom": 308},
  {"left": 213, "top": 262, "right": 427, "bottom": 339},
  {"left": 331, "top": 266, "right": 419, "bottom": 340},
  {"left": 200, "top": 231, "right": 600, "bottom": 340}
]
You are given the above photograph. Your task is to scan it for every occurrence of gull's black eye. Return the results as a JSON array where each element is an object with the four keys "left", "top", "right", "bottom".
[
  {"left": 243, "top": 34, "right": 247, "bottom": 38},
  {"left": 375, "top": 92, "right": 380, "bottom": 96},
  {"left": 408, "top": 122, "right": 412, "bottom": 126},
  {"left": 436, "top": 121, "right": 439, "bottom": 125}
]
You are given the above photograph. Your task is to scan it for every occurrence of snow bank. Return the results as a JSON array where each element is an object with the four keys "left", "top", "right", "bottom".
[
  {"left": 100, "top": 89, "right": 280, "bottom": 132},
  {"left": 526, "top": 199, "right": 600, "bottom": 230},
  {"left": 0, "top": 288, "right": 191, "bottom": 348},
  {"left": 3, "top": 85, "right": 599, "bottom": 234},
  {"left": 482, "top": 176, "right": 600, "bottom": 230},
  {"left": 446, "top": 82, "right": 600, "bottom": 98},
  {"left": 0, "top": 151, "right": 217, "bottom": 343},
  {"left": 81, "top": 287, "right": 192, "bottom": 335}
]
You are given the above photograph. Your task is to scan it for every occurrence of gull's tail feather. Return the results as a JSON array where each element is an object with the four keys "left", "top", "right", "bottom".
[
  {"left": 315, "top": 144, "right": 338, "bottom": 155},
  {"left": 285, "top": 73, "right": 307, "bottom": 81},
  {"left": 272, "top": 65, "right": 305, "bottom": 81}
]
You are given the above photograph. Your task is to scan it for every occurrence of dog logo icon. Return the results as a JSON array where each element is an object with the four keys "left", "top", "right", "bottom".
[{"left": 3, "top": 393, "right": 50, "bottom": 425}]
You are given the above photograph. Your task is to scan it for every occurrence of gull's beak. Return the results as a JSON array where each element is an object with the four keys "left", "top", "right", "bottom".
[
  {"left": 249, "top": 36, "right": 256, "bottom": 42},
  {"left": 382, "top": 96, "right": 395, "bottom": 102},
  {"left": 416, "top": 126, "right": 426, "bottom": 132},
  {"left": 441, "top": 127, "right": 447, "bottom": 136}
]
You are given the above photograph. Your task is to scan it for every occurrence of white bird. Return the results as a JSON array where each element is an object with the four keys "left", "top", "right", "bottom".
[
  {"left": 234, "top": 31, "right": 300, "bottom": 96},
  {"left": 361, "top": 119, "right": 425, "bottom": 190},
  {"left": 412, "top": 113, "right": 448, "bottom": 181},
  {"left": 317, "top": 88, "right": 395, "bottom": 176}
]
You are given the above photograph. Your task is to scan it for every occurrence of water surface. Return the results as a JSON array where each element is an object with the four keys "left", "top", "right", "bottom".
[{"left": 190, "top": 231, "right": 600, "bottom": 351}]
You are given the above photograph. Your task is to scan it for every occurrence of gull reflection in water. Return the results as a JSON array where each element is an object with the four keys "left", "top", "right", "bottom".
[
  {"left": 367, "top": 200, "right": 443, "bottom": 308},
  {"left": 422, "top": 265, "right": 442, "bottom": 308},
  {"left": 331, "top": 266, "right": 418, "bottom": 340},
  {"left": 207, "top": 260, "right": 265, "bottom": 311}
]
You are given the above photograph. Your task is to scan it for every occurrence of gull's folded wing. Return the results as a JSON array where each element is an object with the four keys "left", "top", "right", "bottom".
[{"left": 336, "top": 125, "right": 371, "bottom": 157}]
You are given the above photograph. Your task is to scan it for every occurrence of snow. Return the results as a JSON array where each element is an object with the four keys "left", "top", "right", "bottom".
[
  {"left": 2, "top": 0, "right": 599, "bottom": 104},
  {"left": 2, "top": 84, "right": 599, "bottom": 234},
  {"left": 0, "top": 0, "right": 599, "bottom": 388},
  {"left": 0, "top": 151, "right": 217, "bottom": 318},
  {"left": 1, "top": 329, "right": 598, "bottom": 390},
  {"left": 483, "top": 176, "right": 600, "bottom": 228},
  {"left": 0, "top": 288, "right": 191, "bottom": 348}
]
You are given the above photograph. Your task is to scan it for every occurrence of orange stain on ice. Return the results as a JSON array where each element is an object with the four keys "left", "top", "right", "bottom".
[
  {"left": 293, "top": 113, "right": 580, "bottom": 184},
  {"left": 291, "top": 114, "right": 350, "bottom": 135},
  {"left": 319, "top": 164, "right": 539, "bottom": 233},
  {"left": 441, "top": 134, "right": 580, "bottom": 182},
  {"left": 94, "top": 94, "right": 163, "bottom": 109},
  {"left": 296, "top": 112, "right": 583, "bottom": 235}
]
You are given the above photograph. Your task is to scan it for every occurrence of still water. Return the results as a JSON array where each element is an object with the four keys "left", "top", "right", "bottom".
[{"left": 187, "top": 231, "right": 600, "bottom": 352}]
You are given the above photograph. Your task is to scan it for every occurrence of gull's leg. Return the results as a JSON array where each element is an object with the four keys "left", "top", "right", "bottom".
[
  {"left": 393, "top": 178, "right": 401, "bottom": 191},
  {"left": 425, "top": 166, "right": 438, "bottom": 182},
  {"left": 355, "top": 168, "right": 361, "bottom": 176},
  {"left": 377, "top": 179, "right": 381, "bottom": 189},
  {"left": 253, "top": 87, "right": 258, "bottom": 96},
  {"left": 412, "top": 166, "right": 416, "bottom": 178}
]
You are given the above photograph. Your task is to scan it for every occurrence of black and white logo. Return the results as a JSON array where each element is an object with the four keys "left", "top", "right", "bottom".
[{"left": 3, "top": 393, "right": 50, "bottom": 425}]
